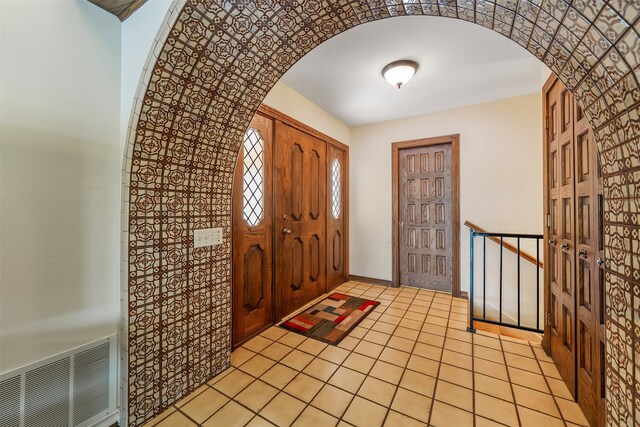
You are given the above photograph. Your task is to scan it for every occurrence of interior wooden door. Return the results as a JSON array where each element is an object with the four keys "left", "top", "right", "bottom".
[
  {"left": 574, "top": 102, "right": 605, "bottom": 427},
  {"left": 232, "top": 113, "right": 273, "bottom": 346},
  {"left": 327, "top": 143, "right": 348, "bottom": 291},
  {"left": 399, "top": 143, "right": 454, "bottom": 291},
  {"left": 547, "top": 81, "right": 577, "bottom": 397},
  {"left": 274, "top": 122, "right": 327, "bottom": 318}
]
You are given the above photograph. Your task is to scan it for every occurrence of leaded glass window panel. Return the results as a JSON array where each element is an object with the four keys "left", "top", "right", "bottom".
[
  {"left": 331, "top": 158, "right": 341, "bottom": 219},
  {"left": 243, "top": 128, "right": 264, "bottom": 226}
]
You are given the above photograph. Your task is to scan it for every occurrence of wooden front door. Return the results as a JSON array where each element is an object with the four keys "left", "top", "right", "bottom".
[
  {"left": 274, "top": 122, "right": 327, "bottom": 318},
  {"left": 544, "top": 75, "right": 605, "bottom": 427},
  {"left": 547, "top": 82, "right": 577, "bottom": 397},
  {"left": 394, "top": 136, "right": 459, "bottom": 293},
  {"left": 327, "top": 143, "right": 348, "bottom": 291},
  {"left": 232, "top": 113, "right": 273, "bottom": 345}
]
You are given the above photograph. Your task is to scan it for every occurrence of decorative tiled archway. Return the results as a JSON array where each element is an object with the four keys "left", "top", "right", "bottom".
[{"left": 122, "top": 1, "right": 640, "bottom": 425}]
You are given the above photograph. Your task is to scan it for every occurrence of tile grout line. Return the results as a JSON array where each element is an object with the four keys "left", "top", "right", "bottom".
[
  {"left": 497, "top": 334, "right": 523, "bottom": 427},
  {"left": 528, "top": 340, "right": 568, "bottom": 426}
]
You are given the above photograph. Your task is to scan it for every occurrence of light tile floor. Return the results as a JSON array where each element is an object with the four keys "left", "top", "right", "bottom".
[{"left": 144, "top": 281, "right": 590, "bottom": 427}]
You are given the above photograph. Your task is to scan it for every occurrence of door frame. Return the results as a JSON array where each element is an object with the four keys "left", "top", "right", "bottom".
[{"left": 391, "top": 134, "right": 461, "bottom": 297}]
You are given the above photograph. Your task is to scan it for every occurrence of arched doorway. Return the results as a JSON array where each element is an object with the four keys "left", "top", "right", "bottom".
[{"left": 123, "top": 1, "right": 639, "bottom": 425}]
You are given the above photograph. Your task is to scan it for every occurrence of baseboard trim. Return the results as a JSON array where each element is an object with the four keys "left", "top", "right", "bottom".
[
  {"left": 459, "top": 291, "right": 469, "bottom": 300},
  {"left": 349, "top": 275, "right": 393, "bottom": 287}
]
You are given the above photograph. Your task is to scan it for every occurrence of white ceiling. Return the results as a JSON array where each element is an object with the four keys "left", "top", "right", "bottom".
[{"left": 280, "top": 16, "right": 544, "bottom": 127}]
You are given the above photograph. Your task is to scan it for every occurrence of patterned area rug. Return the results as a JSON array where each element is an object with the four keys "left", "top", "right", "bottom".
[{"left": 280, "top": 293, "right": 380, "bottom": 345}]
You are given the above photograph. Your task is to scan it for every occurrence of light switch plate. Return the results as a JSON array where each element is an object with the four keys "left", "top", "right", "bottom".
[{"left": 194, "top": 228, "right": 223, "bottom": 248}]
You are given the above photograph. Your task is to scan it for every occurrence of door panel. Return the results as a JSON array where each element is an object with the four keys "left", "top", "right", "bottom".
[
  {"left": 327, "top": 144, "right": 348, "bottom": 290},
  {"left": 399, "top": 144, "right": 453, "bottom": 291},
  {"left": 232, "top": 114, "right": 273, "bottom": 346},
  {"left": 275, "top": 122, "right": 327, "bottom": 318}
]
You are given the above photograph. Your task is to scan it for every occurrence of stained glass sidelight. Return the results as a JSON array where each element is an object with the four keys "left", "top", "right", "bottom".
[
  {"left": 243, "top": 128, "right": 264, "bottom": 226},
  {"left": 331, "top": 158, "right": 341, "bottom": 219}
]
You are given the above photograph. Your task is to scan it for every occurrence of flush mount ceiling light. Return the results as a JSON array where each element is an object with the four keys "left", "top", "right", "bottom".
[{"left": 382, "top": 60, "right": 419, "bottom": 89}]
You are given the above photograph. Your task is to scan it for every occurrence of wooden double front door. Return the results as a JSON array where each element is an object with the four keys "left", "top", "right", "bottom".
[
  {"left": 392, "top": 135, "right": 460, "bottom": 295},
  {"left": 232, "top": 107, "right": 349, "bottom": 346},
  {"left": 544, "top": 76, "right": 605, "bottom": 427}
]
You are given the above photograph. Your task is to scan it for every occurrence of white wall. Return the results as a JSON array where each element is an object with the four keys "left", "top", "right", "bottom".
[
  {"left": 263, "top": 82, "right": 351, "bottom": 145},
  {"left": 349, "top": 94, "right": 543, "bottom": 296},
  {"left": 0, "top": 0, "right": 121, "bottom": 372}
]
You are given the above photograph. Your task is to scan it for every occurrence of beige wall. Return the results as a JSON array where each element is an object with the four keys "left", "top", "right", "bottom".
[
  {"left": 0, "top": 0, "right": 121, "bottom": 373},
  {"left": 263, "top": 82, "right": 351, "bottom": 145},
  {"left": 349, "top": 94, "right": 543, "bottom": 296}
]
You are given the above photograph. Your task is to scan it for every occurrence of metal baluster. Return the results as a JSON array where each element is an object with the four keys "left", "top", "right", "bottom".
[
  {"left": 467, "top": 229, "right": 475, "bottom": 333},
  {"left": 536, "top": 238, "right": 540, "bottom": 331},
  {"left": 499, "top": 237, "right": 503, "bottom": 324},
  {"left": 517, "top": 237, "right": 521, "bottom": 327},
  {"left": 483, "top": 236, "right": 486, "bottom": 320}
]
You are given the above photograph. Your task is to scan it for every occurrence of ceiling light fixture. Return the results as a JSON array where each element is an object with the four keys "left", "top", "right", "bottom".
[{"left": 382, "top": 60, "right": 419, "bottom": 89}]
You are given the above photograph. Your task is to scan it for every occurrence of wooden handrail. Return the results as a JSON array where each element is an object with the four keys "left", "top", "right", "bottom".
[{"left": 464, "top": 221, "right": 544, "bottom": 269}]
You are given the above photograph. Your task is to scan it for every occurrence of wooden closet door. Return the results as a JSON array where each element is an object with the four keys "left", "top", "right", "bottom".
[
  {"left": 232, "top": 114, "right": 274, "bottom": 346},
  {"left": 547, "top": 83, "right": 577, "bottom": 397},
  {"left": 274, "top": 122, "right": 327, "bottom": 318},
  {"left": 327, "top": 143, "right": 348, "bottom": 291}
]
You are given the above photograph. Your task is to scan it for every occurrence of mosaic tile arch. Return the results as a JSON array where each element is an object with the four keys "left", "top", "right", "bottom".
[{"left": 122, "top": 0, "right": 640, "bottom": 425}]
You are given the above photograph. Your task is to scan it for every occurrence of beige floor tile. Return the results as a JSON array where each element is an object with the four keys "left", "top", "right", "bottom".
[
  {"left": 243, "top": 336, "right": 274, "bottom": 353},
  {"left": 393, "top": 327, "right": 419, "bottom": 340},
  {"left": 145, "top": 407, "right": 176, "bottom": 427},
  {"left": 429, "top": 308, "right": 450, "bottom": 319},
  {"left": 475, "top": 416, "right": 507, "bottom": 427},
  {"left": 175, "top": 385, "right": 208, "bottom": 407},
  {"left": 280, "top": 349, "right": 314, "bottom": 371},
  {"left": 404, "top": 311, "right": 427, "bottom": 322},
  {"left": 444, "top": 338, "right": 472, "bottom": 354},
  {"left": 180, "top": 388, "right": 229, "bottom": 423},
  {"left": 357, "top": 376, "right": 397, "bottom": 406},
  {"left": 350, "top": 327, "right": 368, "bottom": 339},
  {"left": 406, "top": 354, "right": 440, "bottom": 377},
  {"left": 261, "top": 342, "right": 293, "bottom": 361},
  {"left": 396, "top": 296, "right": 414, "bottom": 304},
  {"left": 429, "top": 401, "right": 473, "bottom": 427},
  {"left": 364, "top": 330, "right": 391, "bottom": 346},
  {"left": 239, "top": 354, "right": 276, "bottom": 378},
  {"left": 284, "top": 373, "right": 324, "bottom": 402},
  {"left": 517, "top": 405, "right": 565, "bottom": 427},
  {"left": 379, "top": 314, "right": 402, "bottom": 326},
  {"left": 354, "top": 340, "right": 384, "bottom": 358},
  {"left": 438, "top": 363, "right": 472, "bottom": 389},
  {"left": 546, "top": 377, "right": 573, "bottom": 400},
  {"left": 155, "top": 410, "right": 196, "bottom": 427},
  {"left": 508, "top": 367, "right": 549, "bottom": 392},
  {"left": 379, "top": 347, "right": 410, "bottom": 367},
  {"left": 473, "top": 334, "right": 501, "bottom": 350},
  {"left": 303, "top": 358, "right": 339, "bottom": 382},
  {"left": 425, "top": 316, "right": 448, "bottom": 327},
  {"left": 474, "top": 357, "right": 508, "bottom": 381},
  {"left": 399, "top": 318, "right": 424, "bottom": 331},
  {"left": 235, "top": 380, "right": 279, "bottom": 412},
  {"left": 213, "top": 369, "right": 255, "bottom": 397},
  {"left": 408, "top": 305, "right": 430, "bottom": 314},
  {"left": 532, "top": 346, "right": 553, "bottom": 363},
  {"left": 448, "top": 319, "right": 468, "bottom": 331},
  {"left": 231, "top": 348, "right": 256, "bottom": 367},
  {"left": 260, "top": 392, "right": 306, "bottom": 427},
  {"left": 474, "top": 373, "right": 513, "bottom": 402},
  {"left": 474, "top": 345, "right": 504, "bottom": 362},
  {"left": 202, "top": 401, "right": 253, "bottom": 427},
  {"left": 384, "top": 411, "right": 427, "bottom": 427},
  {"left": 400, "top": 369, "right": 436, "bottom": 397},
  {"left": 261, "top": 327, "right": 288, "bottom": 341},
  {"left": 278, "top": 332, "right": 307, "bottom": 348},
  {"left": 318, "top": 345, "right": 350, "bottom": 364},
  {"left": 343, "top": 352, "right": 376, "bottom": 374},
  {"left": 446, "top": 329, "right": 472, "bottom": 343},
  {"left": 260, "top": 363, "right": 297, "bottom": 389},
  {"left": 502, "top": 341, "right": 535, "bottom": 358},
  {"left": 297, "top": 338, "right": 328, "bottom": 356},
  {"left": 435, "top": 380, "right": 473, "bottom": 412},
  {"left": 391, "top": 388, "right": 431, "bottom": 422},
  {"left": 425, "top": 324, "right": 447, "bottom": 336},
  {"left": 555, "top": 397, "right": 590, "bottom": 425},
  {"left": 329, "top": 366, "right": 367, "bottom": 394},
  {"left": 245, "top": 416, "right": 276, "bottom": 427},
  {"left": 292, "top": 406, "right": 338, "bottom": 427},
  {"left": 343, "top": 396, "right": 389, "bottom": 427},
  {"left": 441, "top": 349, "right": 472, "bottom": 370},
  {"left": 369, "top": 360, "right": 404, "bottom": 385},
  {"left": 371, "top": 321, "right": 397, "bottom": 334},
  {"left": 412, "top": 343, "right": 442, "bottom": 361},
  {"left": 387, "top": 336, "right": 416, "bottom": 353},
  {"left": 474, "top": 392, "right": 519, "bottom": 426},
  {"left": 311, "top": 384, "right": 354, "bottom": 418},
  {"left": 338, "top": 336, "right": 361, "bottom": 351},
  {"left": 359, "top": 318, "right": 376, "bottom": 329},
  {"left": 207, "top": 367, "right": 235, "bottom": 386},
  {"left": 539, "top": 361, "right": 562, "bottom": 379},
  {"left": 512, "top": 384, "right": 560, "bottom": 417},
  {"left": 504, "top": 353, "right": 541, "bottom": 374}
]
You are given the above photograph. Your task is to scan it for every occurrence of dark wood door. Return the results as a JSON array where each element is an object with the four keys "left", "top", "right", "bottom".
[
  {"left": 327, "top": 143, "right": 348, "bottom": 291},
  {"left": 232, "top": 114, "right": 273, "bottom": 346},
  {"left": 574, "top": 102, "right": 605, "bottom": 427},
  {"left": 547, "top": 82, "right": 577, "bottom": 397},
  {"left": 399, "top": 143, "right": 453, "bottom": 291},
  {"left": 274, "top": 122, "right": 327, "bottom": 318}
]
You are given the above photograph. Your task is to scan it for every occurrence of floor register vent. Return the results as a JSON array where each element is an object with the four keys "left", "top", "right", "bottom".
[{"left": 0, "top": 336, "right": 117, "bottom": 427}]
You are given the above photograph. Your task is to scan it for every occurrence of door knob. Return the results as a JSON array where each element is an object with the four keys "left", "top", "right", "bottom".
[
  {"left": 548, "top": 239, "right": 556, "bottom": 246},
  {"left": 577, "top": 249, "right": 587, "bottom": 258},
  {"left": 399, "top": 221, "right": 404, "bottom": 228},
  {"left": 596, "top": 257, "right": 604, "bottom": 266},
  {"left": 282, "top": 228, "right": 292, "bottom": 235},
  {"left": 561, "top": 243, "right": 570, "bottom": 251}
]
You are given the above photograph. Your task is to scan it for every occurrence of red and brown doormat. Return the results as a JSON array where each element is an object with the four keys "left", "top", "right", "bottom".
[{"left": 280, "top": 293, "right": 380, "bottom": 345}]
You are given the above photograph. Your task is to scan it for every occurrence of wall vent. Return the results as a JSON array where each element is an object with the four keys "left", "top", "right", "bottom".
[{"left": 0, "top": 336, "right": 117, "bottom": 427}]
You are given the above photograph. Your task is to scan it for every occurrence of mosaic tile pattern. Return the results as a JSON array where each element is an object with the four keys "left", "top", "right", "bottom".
[{"left": 123, "top": 0, "right": 640, "bottom": 425}]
